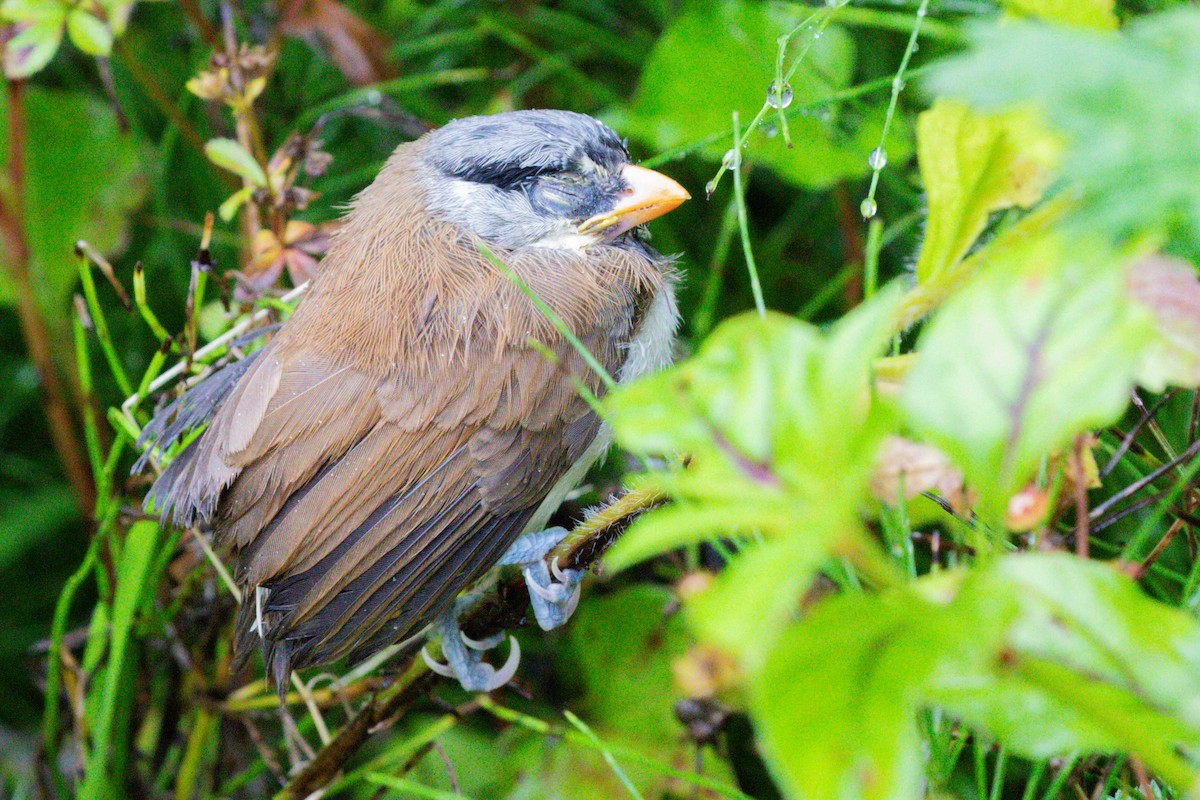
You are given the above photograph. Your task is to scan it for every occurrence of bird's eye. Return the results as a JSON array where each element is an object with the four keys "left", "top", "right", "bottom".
[{"left": 527, "top": 177, "right": 585, "bottom": 218}]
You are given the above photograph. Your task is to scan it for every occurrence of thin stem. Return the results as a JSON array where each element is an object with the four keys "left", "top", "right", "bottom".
[
  {"left": 861, "top": 0, "right": 928, "bottom": 220},
  {"left": 731, "top": 111, "right": 766, "bottom": 317},
  {"left": 477, "top": 242, "right": 616, "bottom": 390}
]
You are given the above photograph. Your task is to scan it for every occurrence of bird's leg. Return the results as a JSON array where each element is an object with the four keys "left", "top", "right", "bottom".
[
  {"left": 421, "top": 592, "right": 521, "bottom": 692},
  {"left": 498, "top": 526, "right": 583, "bottom": 630}
]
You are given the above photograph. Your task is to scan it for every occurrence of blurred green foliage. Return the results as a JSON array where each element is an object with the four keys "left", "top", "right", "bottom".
[{"left": 1, "top": 0, "right": 1199, "bottom": 798}]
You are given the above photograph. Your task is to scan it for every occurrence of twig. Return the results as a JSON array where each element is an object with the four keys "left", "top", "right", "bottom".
[
  {"left": 1072, "top": 435, "right": 1090, "bottom": 558},
  {"left": 0, "top": 80, "right": 95, "bottom": 514},
  {"left": 272, "top": 486, "right": 667, "bottom": 799}
]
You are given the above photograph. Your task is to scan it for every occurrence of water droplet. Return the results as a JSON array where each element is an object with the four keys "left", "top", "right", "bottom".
[
  {"left": 813, "top": 29, "right": 823, "bottom": 39},
  {"left": 763, "top": 125, "right": 779, "bottom": 139},
  {"left": 722, "top": 148, "right": 741, "bottom": 170},
  {"left": 916, "top": 5, "right": 927, "bottom": 16},
  {"left": 366, "top": 89, "right": 383, "bottom": 105},
  {"left": 868, "top": 147, "right": 888, "bottom": 170},
  {"left": 704, "top": 179, "right": 717, "bottom": 198},
  {"left": 860, "top": 198, "right": 877, "bottom": 219},
  {"left": 766, "top": 80, "right": 793, "bottom": 109}
]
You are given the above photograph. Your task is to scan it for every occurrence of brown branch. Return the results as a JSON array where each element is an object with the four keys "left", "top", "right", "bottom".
[
  {"left": 0, "top": 80, "right": 95, "bottom": 515},
  {"left": 1072, "top": 434, "right": 1090, "bottom": 558},
  {"left": 112, "top": 40, "right": 211, "bottom": 162},
  {"left": 272, "top": 486, "right": 668, "bottom": 800}
]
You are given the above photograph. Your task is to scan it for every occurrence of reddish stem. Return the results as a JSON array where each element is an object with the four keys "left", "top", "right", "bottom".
[{"left": 0, "top": 81, "right": 96, "bottom": 514}]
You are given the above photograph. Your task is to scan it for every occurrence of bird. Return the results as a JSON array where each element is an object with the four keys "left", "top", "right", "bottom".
[{"left": 136, "top": 109, "right": 690, "bottom": 692}]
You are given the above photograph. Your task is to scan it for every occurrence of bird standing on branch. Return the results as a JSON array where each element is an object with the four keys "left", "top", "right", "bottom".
[{"left": 138, "top": 110, "right": 690, "bottom": 692}]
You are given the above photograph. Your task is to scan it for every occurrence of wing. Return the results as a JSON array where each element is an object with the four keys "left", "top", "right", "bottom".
[{"left": 146, "top": 264, "right": 663, "bottom": 686}]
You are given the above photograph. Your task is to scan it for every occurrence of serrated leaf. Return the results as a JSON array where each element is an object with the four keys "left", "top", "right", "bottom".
[
  {"left": 608, "top": 292, "right": 900, "bottom": 573},
  {"left": 3, "top": 18, "right": 64, "bottom": 78},
  {"left": 612, "top": 0, "right": 911, "bottom": 188},
  {"left": 902, "top": 232, "right": 1153, "bottom": 520},
  {"left": 204, "top": 138, "right": 267, "bottom": 186},
  {"left": 925, "top": 553, "right": 1200, "bottom": 782},
  {"left": 927, "top": 9, "right": 1200, "bottom": 250},
  {"left": 66, "top": 9, "right": 112, "bottom": 56},
  {"left": 913, "top": 100, "right": 1059, "bottom": 283}
]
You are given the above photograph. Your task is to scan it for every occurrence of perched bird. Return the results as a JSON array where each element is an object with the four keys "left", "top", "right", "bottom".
[{"left": 138, "top": 110, "right": 689, "bottom": 691}]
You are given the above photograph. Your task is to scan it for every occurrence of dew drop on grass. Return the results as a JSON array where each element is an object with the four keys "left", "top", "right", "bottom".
[
  {"left": 868, "top": 147, "right": 888, "bottom": 170},
  {"left": 766, "top": 80, "right": 793, "bottom": 109},
  {"left": 722, "top": 148, "right": 741, "bottom": 170},
  {"left": 860, "top": 197, "right": 878, "bottom": 219},
  {"left": 704, "top": 179, "right": 717, "bottom": 199}
]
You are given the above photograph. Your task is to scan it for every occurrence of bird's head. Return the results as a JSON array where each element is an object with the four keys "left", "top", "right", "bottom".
[{"left": 419, "top": 110, "right": 689, "bottom": 251}]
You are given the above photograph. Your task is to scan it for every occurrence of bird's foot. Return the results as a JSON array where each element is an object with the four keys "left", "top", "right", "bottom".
[
  {"left": 499, "top": 526, "right": 583, "bottom": 631},
  {"left": 421, "top": 600, "right": 521, "bottom": 692}
]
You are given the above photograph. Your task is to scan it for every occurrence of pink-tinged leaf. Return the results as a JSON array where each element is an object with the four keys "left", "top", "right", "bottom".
[
  {"left": 1127, "top": 254, "right": 1200, "bottom": 389},
  {"left": 4, "top": 19, "right": 64, "bottom": 79}
]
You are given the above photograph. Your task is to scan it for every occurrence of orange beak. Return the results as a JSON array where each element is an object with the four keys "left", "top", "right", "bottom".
[{"left": 577, "top": 164, "right": 690, "bottom": 239}]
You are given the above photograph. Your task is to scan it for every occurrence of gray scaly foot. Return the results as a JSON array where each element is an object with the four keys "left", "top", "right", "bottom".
[
  {"left": 499, "top": 527, "right": 583, "bottom": 631},
  {"left": 421, "top": 595, "right": 521, "bottom": 692}
]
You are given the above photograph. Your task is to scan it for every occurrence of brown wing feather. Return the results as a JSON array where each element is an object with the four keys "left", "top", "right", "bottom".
[{"left": 146, "top": 138, "right": 667, "bottom": 684}]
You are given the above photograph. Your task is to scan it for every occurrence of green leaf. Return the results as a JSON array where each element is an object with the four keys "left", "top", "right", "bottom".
[
  {"left": 3, "top": 18, "right": 64, "bottom": 78},
  {"left": 204, "top": 138, "right": 267, "bottom": 187},
  {"left": 613, "top": 0, "right": 911, "bottom": 188},
  {"left": 79, "top": 521, "right": 161, "bottom": 799},
  {"left": 913, "top": 100, "right": 1058, "bottom": 283},
  {"left": 925, "top": 554, "right": 1200, "bottom": 785},
  {"left": 901, "top": 232, "right": 1154, "bottom": 519},
  {"left": 99, "top": 0, "right": 135, "bottom": 34},
  {"left": 0, "top": 88, "right": 147, "bottom": 315},
  {"left": 567, "top": 586, "right": 694, "bottom": 747},
  {"left": 608, "top": 292, "right": 899, "bottom": 570},
  {"left": 608, "top": 293, "right": 901, "bottom": 669},
  {"left": 1, "top": 0, "right": 65, "bottom": 23},
  {"left": 1126, "top": 254, "right": 1200, "bottom": 390},
  {"left": 65, "top": 9, "right": 112, "bottom": 56},
  {"left": 1001, "top": 0, "right": 1117, "bottom": 30},
  {"left": 217, "top": 185, "right": 254, "bottom": 222},
  {"left": 752, "top": 591, "right": 934, "bottom": 800},
  {"left": 686, "top": 527, "right": 838, "bottom": 667},
  {"left": 0, "top": 483, "right": 78, "bottom": 572},
  {"left": 928, "top": 9, "right": 1200, "bottom": 250}
]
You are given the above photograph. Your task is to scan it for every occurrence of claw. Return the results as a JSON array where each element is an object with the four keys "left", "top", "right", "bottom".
[
  {"left": 488, "top": 636, "right": 521, "bottom": 689},
  {"left": 421, "top": 647, "right": 458, "bottom": 678},
  {"left": 461, "top": 630, "right": 506, "bottom": 651},
  {"left": 455, "top": 636, "right": 521, "bottom": 692},
  {"left": 525, "top": 567, "right": 565, "bottom": 602},
  {"left": 550, "top": 557, "right": 571, "bottom": 584},
  {"left": 563, "top": 580, "right": 582, "bottom": 619}
]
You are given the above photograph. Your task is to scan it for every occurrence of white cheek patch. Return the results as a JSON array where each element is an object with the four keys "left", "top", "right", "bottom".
[{"left": 527, "top": 230, "right": 601, "bottom": 251}]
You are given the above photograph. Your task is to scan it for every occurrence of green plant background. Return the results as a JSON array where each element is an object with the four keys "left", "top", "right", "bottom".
[{"left": 2, "top": 0, "right": 1200, "bottom": 798}]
